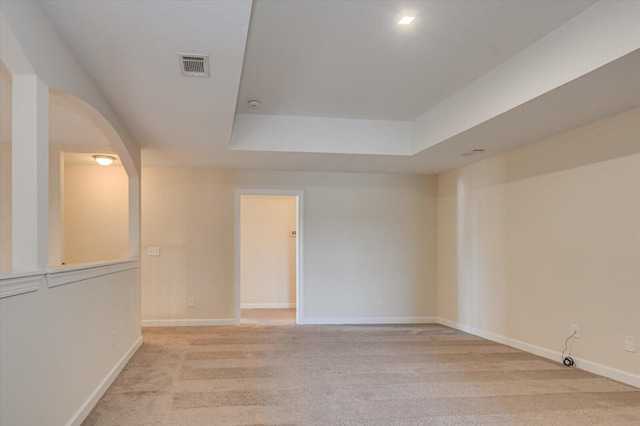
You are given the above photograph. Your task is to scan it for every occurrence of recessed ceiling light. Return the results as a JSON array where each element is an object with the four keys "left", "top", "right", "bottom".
[
  {"left": 248, "top": 99, "right": 260, "bottom": 108},
  {"left": 398, "top": 15, "right": 415, "bottom": 25}
]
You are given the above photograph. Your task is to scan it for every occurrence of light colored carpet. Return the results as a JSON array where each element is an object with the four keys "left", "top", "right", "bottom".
[{"left": 83, "top": 321, "right": 640, "bottom": 425}]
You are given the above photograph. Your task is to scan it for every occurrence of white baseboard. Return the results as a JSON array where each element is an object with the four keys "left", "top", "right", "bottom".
[
  {"left": 141, "top": 318, "right": 237, "bottom": 327},
  {"left": 300, "top": 316, "right": 438, "bottom": 325},
  {"left": 66, "top": 335, "right": 143, "bottom": 426},
  {"left": 241, "top": 303, "right": 296, "bottom": 309},
  {"left": 437, "top": 317, "right": 640, "bottom": 389}
]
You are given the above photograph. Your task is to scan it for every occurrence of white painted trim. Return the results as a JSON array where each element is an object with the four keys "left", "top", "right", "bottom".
[
  {"left": 300, "top": 316, "right": 438, "bottom": 325},
  {"left": 0, "top": 270, "right": 45, "bottom": 298},
  {"left": 66, "top": 336, "right": 142, "bottom": 426},
  {"left": 231, "top": 114, "right": 413, "bottom": 156},
  {"left": 241, "top": 303, "right": 296, "bottom": 309},
  {"left": 141, "top": 318, "right": 236, "bottom": 327},
  {"left": 437, "top": 317, "right": 640, "bottom": 389},
  {"left": 46, "top": 259, "right": 140, "bottom": 288},
  {"left": 235, "top": 189, "right": 305, "bottom": 325},
  {"left": 571, "top": 356, "right": 640, "bottom": 389},
  {"left": 0, "top": 260, "right": 141, "bottom": 297}
]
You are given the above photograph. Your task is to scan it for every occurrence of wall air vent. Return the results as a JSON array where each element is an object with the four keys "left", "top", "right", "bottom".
[{"left": 178, "top": 53, "right": 210, "bottom": 78}]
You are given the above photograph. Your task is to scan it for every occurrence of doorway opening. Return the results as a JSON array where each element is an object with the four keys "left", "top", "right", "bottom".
[{"left": 235, "top": 189, "right": 303, "bottom": 325}]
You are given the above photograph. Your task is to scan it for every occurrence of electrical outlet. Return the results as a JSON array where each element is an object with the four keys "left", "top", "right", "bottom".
[
  {"left": 377, "top": 297, "right": 384, "bottom": 305},
  {"left": 187, "top": 297, "right": 195, "bottom": 307},
  {"left": 570, "top": 324, "right": 580, "bottom": 338},
  {"left": 147, "top": 246, "right": 160, "bottom": 256},
  {"left": 625, "top": 336, "right": 635, "bottom": 352}
]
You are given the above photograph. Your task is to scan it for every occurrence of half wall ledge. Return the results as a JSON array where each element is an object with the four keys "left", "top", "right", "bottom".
[{"left": 46, "top": 259, "right": 140, "bottom": 288}]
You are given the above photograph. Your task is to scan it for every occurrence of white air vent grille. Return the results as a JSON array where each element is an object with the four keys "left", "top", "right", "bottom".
[{"left": 178, "top": 53, "right": 210, "bottom": 78}]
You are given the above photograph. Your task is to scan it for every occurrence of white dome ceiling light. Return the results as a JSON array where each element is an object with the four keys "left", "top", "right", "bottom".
[{"left": 92, "top": 154, "right": 117, "bottom": 166}]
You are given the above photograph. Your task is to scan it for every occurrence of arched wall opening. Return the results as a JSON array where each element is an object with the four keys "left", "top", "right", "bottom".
[
  {"left": 1, "top": 83, "right": 138, "bottom": 271},
  {"left": 1, "top": 14, "right": 140, "bottom": 274},
  {"left": 49, "top": 89, "right": 140, "bottom": 265},
  {"left": 48, "top": 90, "right": 131, "bottom": 266}
]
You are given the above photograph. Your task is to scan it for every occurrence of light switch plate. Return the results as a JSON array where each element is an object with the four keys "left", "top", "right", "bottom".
[
  {"left": 625, "top": 336, "right": 635, "bottom": 352},
  {"left": 147, "top": 247, "right": 160, "bottom": 256}
]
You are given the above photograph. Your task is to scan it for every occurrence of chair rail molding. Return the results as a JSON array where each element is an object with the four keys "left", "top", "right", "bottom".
[
  {"left": 0, "top": 270, "right": 46, "bottom": 298},
  {"left": 47, "top": 259, "right": 140, "bottom": 288}
]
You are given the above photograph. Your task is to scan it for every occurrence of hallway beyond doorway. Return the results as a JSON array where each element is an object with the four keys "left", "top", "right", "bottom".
[{"left": 235, "top": 189, "right": 304, "bottom": 325}]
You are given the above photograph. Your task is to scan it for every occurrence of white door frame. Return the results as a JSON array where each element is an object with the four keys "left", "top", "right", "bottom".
[{"left": 235, "top": 189, "right": 304, "bottom": 325}]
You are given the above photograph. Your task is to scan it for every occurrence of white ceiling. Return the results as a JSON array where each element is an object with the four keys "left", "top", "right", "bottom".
[
  {"left": 237, "top": 0, "right": 594, "bottom": 120},
  {"left": 39, "top": 0, "right": 252, "bottom": 153},
  {"left": 37, "top": 0, "right": 640, "bottom": 175}
]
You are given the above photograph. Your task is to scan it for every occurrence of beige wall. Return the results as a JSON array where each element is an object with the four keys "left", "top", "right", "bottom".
[
  {"left": 142, "top": 168, "right": 437, "bottom": 322},
  {"left": 241, "top": 195, "right": 297, "bottom": 308},
  {"left": 0, "top": 142, "right": 11, "bottom": 273},
  {"left": 437, "top": 107, "right": 640, "bottom": 380},
  {"left": 0, "top": 61, "right": 11, "bottom": 272},
  {"left": 48, "top": 147, "right": 63, "bottom": 267},
  {"left": 63, "top": 163, "right": 129, "bottom": 264},
  {"left": 0, "top": 269, "right": 140, "bottom": 426}
]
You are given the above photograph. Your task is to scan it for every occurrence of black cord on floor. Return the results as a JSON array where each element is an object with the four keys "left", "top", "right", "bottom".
[{"left": 562, "top": 331, "right": 577, "bottom": 367}]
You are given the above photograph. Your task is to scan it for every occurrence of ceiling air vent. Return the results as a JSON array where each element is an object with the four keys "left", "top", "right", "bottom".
[{"left": 178, "top": 53, "right": 210, "bottom": 78}]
